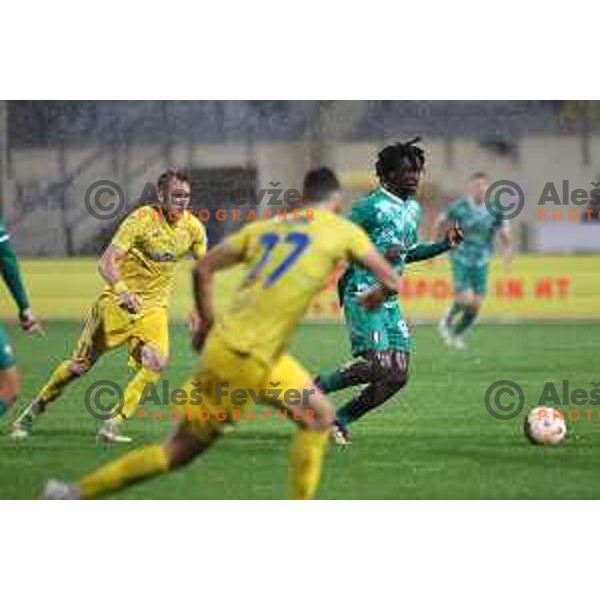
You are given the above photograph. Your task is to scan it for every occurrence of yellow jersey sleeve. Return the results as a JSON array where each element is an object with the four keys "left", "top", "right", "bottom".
[
  {"left": 111, "top": 208, "right": 146, "bottom": 253},
  {"left": 342, "top": 219, "right": 374, "bottom": 264},
  {"left": 189, "top": 215, "right": 208, "bottom": 259}
]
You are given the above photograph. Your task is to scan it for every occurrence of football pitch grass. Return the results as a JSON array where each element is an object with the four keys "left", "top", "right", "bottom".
[{"left": 1, "top": 321, "right": 598, "bottom": 499}]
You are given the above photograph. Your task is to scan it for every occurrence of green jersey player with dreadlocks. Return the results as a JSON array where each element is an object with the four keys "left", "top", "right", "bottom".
[
  {"left": 316, "top": 139, "right": 464, "bottom": 445},
  {"left": 435, "top": 172, "right": 512, "bottom": 350}
]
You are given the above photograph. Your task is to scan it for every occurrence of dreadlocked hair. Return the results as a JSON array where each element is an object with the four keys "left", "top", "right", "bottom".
[{"left": 375, "top": 137, "right": 425, "bottom": 183}]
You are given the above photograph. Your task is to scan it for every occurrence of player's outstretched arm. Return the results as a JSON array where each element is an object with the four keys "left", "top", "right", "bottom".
[
  {"left": 191, "top": 241, "right": 244, "bottom": 351},
  {"left": 405, "top": 240, "right": 450, "bottom": 263},
  {"left": 405, "top": 223, "right": 464, "bottom": 264},
  {"left": 0, "top": 236, "right": 43, "bottom": 335}
]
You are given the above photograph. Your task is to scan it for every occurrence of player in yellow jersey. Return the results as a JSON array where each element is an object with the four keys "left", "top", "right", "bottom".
[
  {"left": 42, "top": 167, "right": 403, "bottom": 500},
  {"left": 12, "top": 168, "right": 207, "bottom": 443}
]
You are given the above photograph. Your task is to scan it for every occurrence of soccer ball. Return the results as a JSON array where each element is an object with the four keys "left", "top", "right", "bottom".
[{"left": 523, "top": 406, "right": 567, "bottom": 445}]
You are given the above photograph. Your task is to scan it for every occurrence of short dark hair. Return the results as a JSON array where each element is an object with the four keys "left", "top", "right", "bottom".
[
  {"left": 157, "top": 167, "right": 190, "bottom": 197},
  {"left": 375, "top": 138, "right": 425, "bottom": 183},
  {"left": 302, "top": 167, "right": 340, "bottom": 203},
  {"left": 470, "top": 171, "right": 490, "bottom": 181}
]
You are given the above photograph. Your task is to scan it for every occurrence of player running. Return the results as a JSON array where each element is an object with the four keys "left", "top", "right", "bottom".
[
  {"left": 315, "top": 139, "right": 464, "bottom": 446},
  {"left": 42, "top": 167, "right": 403, "bottom": 500},
  {"left": 436, "top": 172, "right": 512, "bottom": 349},
  {"left": 12, "top": 167, "right": 207, "bottom": 442},
  {"left": 0, "top": 218, "right": 43, "bottom": 420}
]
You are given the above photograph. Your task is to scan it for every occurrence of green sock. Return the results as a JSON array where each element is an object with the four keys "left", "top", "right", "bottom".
[
  {"left": 453, "top": 307, "right": 478, "bottom": 336},
  {"left": 445, "top": 302, "right": 464, "bottom": 327},
  {"left": 336, "top": 404, "right": 352, "bottom": 426},
  {"left": 316, "top": 371, "right": 346, "bottom": 393}
]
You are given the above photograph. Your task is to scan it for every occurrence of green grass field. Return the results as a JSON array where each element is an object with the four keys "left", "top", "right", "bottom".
[{"left": 1, "top": 321, "right": 598, "bottom": 499}]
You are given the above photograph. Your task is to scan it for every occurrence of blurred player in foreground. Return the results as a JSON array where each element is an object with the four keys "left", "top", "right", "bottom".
[
  {"left": 42, "top": 167, "right": 402, "bottom": 500},
  {"left": 0, "top": 219, "right": 43, "bottom": 419},
  {"left": 436, "top": 172, "right": 512, "bottom": 349},
  {"left": 316, "top": 139, "right": 463, "bottom": 445},
  {"left": 12, "top": 168, "right": 206, "bottom": 442}
]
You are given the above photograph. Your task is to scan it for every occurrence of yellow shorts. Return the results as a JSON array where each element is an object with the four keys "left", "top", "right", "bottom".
[
  {"left": 71, "top": 295, "right": 169, "bottom": 370},
  {"left": 178, "top": 328, "right": 313, "bottom": 440}
]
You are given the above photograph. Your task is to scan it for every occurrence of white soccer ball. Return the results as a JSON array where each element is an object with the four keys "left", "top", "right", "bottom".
[{"left": 524, "top": 406, "right": 567, "bottom": 445}]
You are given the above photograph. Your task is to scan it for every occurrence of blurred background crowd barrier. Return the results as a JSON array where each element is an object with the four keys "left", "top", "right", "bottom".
[
  {"left": 1, "top": 100, "right": 600, "bottom": 255},
  {"left": 0, "top": 100, "right": 598, "bottom": 321}
]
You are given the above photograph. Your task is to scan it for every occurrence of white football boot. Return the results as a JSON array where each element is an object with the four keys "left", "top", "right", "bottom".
[
  {"left": 42, "top": 479, "right": 81, "bottom": 500},
  {"left": 330, "top": 421, "right": 352, "bottom": 447},
  {"left": 10, "top": 398, "right": 45, "bottom": 439},
  {"left": 97, "top": 418, "right": 132, "bottom": 443},
  {"left": 451, "top": 335, "right": 466, "bottom": 350},
  {"left": 438, "top": 319, "right": 453, "bottom": 346}
]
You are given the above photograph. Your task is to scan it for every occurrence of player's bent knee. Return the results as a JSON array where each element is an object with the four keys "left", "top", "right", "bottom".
[
  {"left": 382, "top": 369, "right": 408, "bottom": 391},
  {"left": 310, "top": 403, "right": 335, "bottom": 430},
  {"left": 391, "top": 369, "right": 409, "bottom": 389},
  {"left": 299, "top": 386, "right": 335, "bottom": 430},
  {"left": 164, "top": 423, "right": 220, "bottom": 469},
  {"left": 68, "top": 359, "right": 91, "bottom": 377},
  {"left": 455, "top": 292, "right": 468, "bottom": 305},
  {"left": 371, "top": 352, "right": 409, "bottom": 388},
  {"left": 378, "top": 352, "right": 410, "bottom": 390},
  {"left": 141, "top": 346, "right": 168, "bottom": 373}
]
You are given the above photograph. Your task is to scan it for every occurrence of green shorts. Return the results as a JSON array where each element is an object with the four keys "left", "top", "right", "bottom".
[
  {"left": 343, "top": 294, "right": 412, "bottom": 357},
  {"left": 450, "top": 258, "right": 489, "bottom": 296},
  {"left": 0, "top": 324, "right": 16, "bottom": 369}
]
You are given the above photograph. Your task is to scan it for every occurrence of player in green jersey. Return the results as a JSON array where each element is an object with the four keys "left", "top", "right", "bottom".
[
  {"left": 0, "top": 218, "right": 43, "bottom": 420},
  {"left": 435, "top": 172, "right": 512, "bottom": 349},
  {"left": 316, "top": 139, "right": 464, "bottom": 445}
]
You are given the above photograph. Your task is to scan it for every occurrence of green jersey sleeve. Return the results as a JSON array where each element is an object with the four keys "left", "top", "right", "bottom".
[
  {"left": 405, "top": 240, "right": 451, "bottom": 263},
  {"left": 0, "top": 222, "right": 30, "bottom": 313}
]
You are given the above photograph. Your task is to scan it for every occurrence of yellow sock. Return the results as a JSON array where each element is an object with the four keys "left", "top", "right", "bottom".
[
  {"left": 79, "top": 444, "right": 170, "bottom": 499},
  {"left": 38, "top": 361, "right": 79, "bottom": 406},
  {"left": 120, "top": 367, "right": 160, "bottom": 420},
  {"left": 288, "top": 428, "right": 329, "bottom": 500}
]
